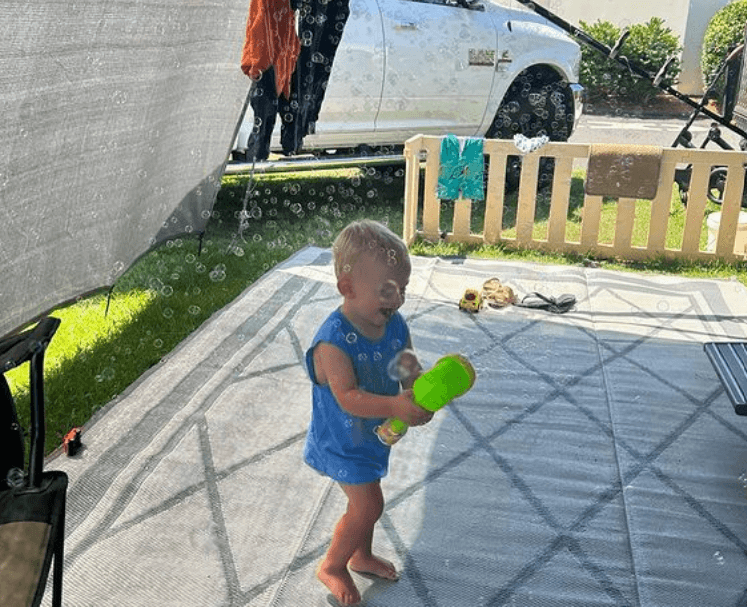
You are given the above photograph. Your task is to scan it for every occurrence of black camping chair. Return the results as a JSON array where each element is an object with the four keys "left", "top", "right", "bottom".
[{"left": 0, "top": 317, "right": 66, "bottom": 607}]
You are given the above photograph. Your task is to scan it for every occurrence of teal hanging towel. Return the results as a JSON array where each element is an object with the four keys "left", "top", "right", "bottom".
[{"left": 437, "top": 134, "right": 485, "bottom": 201}]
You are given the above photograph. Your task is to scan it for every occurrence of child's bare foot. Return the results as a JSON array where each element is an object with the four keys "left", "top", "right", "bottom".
[
  {"left": 317, "top": 562, "right": 361, "bottom": 605},
  {"left": 349, "top": 554, "right": 400, "bottom": 581}
]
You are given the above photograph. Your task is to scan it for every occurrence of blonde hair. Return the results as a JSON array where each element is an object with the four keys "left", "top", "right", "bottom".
[{"left": 332, "top": 220, "right": 409, "bottom": 277}]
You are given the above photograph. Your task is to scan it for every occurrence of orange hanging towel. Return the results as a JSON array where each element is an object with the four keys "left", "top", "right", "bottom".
[{"left": 241, "top": 0, "right": 300, "bottom": 99}]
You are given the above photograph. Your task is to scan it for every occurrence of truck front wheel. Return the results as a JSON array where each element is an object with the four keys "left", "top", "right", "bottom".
[
  {"left": 486, "top": 66, "right": 574, "bottom": 193},
  {"left": 486, "top": 65, "right": 574, "bottom": 142}
]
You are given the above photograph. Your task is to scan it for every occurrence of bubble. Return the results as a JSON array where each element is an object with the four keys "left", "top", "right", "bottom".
[
  {"left": 345, "top": 332, "right": 358, "bottom": 344},
  {"left": 188, "top": 305, "right": 201, "bottom": 316},
  {"left": 162, "top": 307, "right": 174, "bottom": 319},
  {"left": 161, "top": 285, "right": 174, "bottom": 297},
  {"left": 6, "top": 467, "right": 24, "bottom": 488},
  {"left": 96, "top": 367, "right": 115, "bottom": 382},
  {"left": 153, "top": 338, "right": 164, "bottom": 348},
  {"left": 209, "top": 265, "right": 226, "bottom": 282},
  {"left": 379, "top": 279, "right": 402, "bottom": 307},
  {"left": 387, "top": 349, "right": 420, "bottom": 382},
  {"left": 714, "top": 551, "right": 725, "bottom": 565}
]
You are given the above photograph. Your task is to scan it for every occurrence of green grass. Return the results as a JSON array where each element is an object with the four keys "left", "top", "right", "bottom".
[{"left": 5, "top": 165, "right": 746, "bottom": 455}]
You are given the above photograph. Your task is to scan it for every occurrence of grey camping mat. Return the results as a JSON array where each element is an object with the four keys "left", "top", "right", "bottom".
[{"left": 43, "top": 247, "right": 747, "bottom": 606}]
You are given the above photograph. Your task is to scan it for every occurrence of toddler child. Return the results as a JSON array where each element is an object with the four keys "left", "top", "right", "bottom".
[{"left": 304, "top": 219, "right": 433, "bottom": 605}]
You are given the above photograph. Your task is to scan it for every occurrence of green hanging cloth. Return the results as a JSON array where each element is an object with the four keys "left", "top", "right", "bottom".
[{"left": 437, "top": 134, "right": 484, "bottom": 201}]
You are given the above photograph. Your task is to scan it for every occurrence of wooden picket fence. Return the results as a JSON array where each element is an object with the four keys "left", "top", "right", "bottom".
[{"left": 402, "top": 135, "right": 747, "bottom": 262}]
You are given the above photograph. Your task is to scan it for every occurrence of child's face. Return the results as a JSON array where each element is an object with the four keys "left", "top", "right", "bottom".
[{"left": 344, "top": 251, "right": 410, "bottom": 335}]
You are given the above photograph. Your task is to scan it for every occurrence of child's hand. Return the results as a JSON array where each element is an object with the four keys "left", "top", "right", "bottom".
[{"left": 392, "top": 390, "right": 434, "bottom": 426}]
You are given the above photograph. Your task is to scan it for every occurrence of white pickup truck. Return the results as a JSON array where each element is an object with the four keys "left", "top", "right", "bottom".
[{"left": 233, "top": 0, "right": 583, "bottom": 159}]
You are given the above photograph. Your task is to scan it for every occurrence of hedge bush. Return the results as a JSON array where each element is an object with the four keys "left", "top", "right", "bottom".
[
  {"left": 701, "top": 0, "right": 747, "bottom": 105},
  {"left": 579, "top": 17, "right": 682, "bottom": 104}
]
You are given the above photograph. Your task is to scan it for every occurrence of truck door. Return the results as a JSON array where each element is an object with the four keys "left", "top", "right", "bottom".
[
  {"left": 308, "top": 0, "right": 386, "bottom": 147},
  {"left": 374, "top": 0, "right": 497, "bottom": 137}
]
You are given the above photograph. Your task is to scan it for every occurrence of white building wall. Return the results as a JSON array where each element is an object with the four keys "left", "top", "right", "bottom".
[
  {"left": 680, "top": 0, "right": 734, "bottom": 93},
  {"left": 509, "top": 0, "right": 735, "bottom": 94}
]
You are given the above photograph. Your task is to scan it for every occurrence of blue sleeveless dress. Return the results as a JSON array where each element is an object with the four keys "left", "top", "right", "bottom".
[{"left": 304, "top": 308, "right": 410, "bottom": 484}]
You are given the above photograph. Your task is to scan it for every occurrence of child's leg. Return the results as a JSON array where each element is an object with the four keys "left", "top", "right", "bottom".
[
  {"left": 317, "top": 480, "right": 397, "bottom": 605},
  {"left": 346, "top": 483, "right": 399, "bottom": 581}
]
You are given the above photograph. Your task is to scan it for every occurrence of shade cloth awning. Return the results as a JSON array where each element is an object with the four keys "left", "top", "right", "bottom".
[{"left": 0, "top": 0, "right": 252, "bottom": 338}]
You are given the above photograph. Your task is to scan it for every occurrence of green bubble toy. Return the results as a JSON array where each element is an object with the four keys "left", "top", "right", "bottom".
[{"left": 376, "top": 353, "right": 476, "bottom": 446}]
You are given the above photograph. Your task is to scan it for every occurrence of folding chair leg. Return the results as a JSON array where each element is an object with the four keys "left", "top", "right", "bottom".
[{"left": 51, "top": 490, "right": 65, "bottom": 607}]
